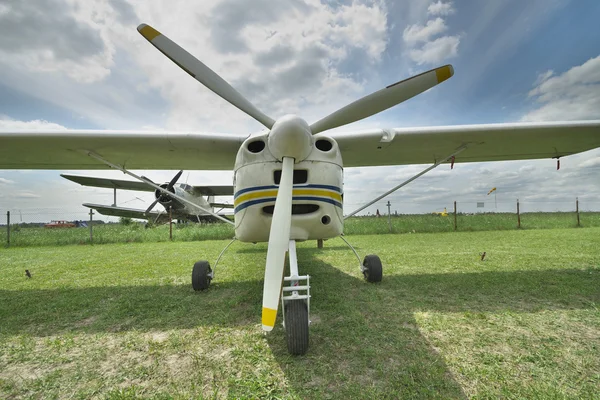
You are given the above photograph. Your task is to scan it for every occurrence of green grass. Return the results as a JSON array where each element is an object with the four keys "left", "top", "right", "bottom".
[
  {"left": 344, "top": 212, "right": 600, "bottom": 235},
  {"left": 3, "top": 212, "right": 600, "bottom": 247},
  {"left": 1, "top": 228, "right": 599, "bottom": 398},
  {"left": 2, "top": 222, "right": 236, "bottom": 247}
]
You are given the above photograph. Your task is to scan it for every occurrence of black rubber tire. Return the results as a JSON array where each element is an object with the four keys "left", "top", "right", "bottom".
[
  {"left": 363, "top": 254, "right": 383, "bottom": 283},
  {"left": 192, "top": 260, "right": 212, "bottom": 291},
  {"left": 284, "top": 300, "right": 309, "bottom": 355}
]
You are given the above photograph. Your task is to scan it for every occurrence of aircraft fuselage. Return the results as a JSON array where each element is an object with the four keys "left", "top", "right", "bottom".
[
  {"left": 233, "top": 129, "right": 344, "bottom": 242},
  {"left": 156, "top": 183, "right": 213, "bottom": 216}
]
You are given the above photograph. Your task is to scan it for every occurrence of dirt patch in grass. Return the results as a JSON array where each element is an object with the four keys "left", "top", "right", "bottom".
[
  {"left": 74, "top": 315, "right": 98, "bottom": 328},
  {"left": 0, "top": 364, "right": 51, "bottom": 381}
]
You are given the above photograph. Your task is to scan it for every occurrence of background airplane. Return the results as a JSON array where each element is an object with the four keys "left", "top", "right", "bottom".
[{"left": 61, "top": 171, "right": 233, "bottom": 223}]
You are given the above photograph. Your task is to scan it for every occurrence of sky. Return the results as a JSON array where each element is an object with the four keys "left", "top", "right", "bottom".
[{"left": 1, "top": 0, "right": 600, "bottom": 223}]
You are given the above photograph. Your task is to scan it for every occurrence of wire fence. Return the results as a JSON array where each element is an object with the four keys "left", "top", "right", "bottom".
[
  {"left": 2, "top": 197, "right": 599, "bottom": 226},
  {"left": 2, "top": 197, "right": 600, "bottom": 246},
  {"left": 347, "top": 197, "right": 600, "bottom": 216}
]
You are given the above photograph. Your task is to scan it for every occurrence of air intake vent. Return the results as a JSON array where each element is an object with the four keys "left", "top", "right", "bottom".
[
  {"left": 315, "top": 139, "right": 333, "bottom": 152},
  {"left": 262, "top": 204, "right": 320, "bottom": 215},
  {"left": 274, "top": 169, "right": 308, "bottom": 184},
  {"left": 247, "top": 140, "right": 265, "bottom": 153}
]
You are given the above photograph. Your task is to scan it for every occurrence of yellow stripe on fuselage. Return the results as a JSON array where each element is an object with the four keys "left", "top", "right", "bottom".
[{"left": 234, "top": 188, "right": 342, "bottom": 207}]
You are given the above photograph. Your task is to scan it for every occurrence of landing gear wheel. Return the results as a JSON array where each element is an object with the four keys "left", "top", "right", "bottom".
[
  {"left": 192, "top": 260, "right": 212, "bottom": 291},
  {"left": 284, "top": 300, "right": 309, "bottom": 355},
  {"left": 363, "top": 254, "right": 382, "bottom": 283}
]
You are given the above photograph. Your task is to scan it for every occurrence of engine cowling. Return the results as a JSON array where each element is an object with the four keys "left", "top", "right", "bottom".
[{"left": 155, "top": 183, "right": 176, "bottom": 207}]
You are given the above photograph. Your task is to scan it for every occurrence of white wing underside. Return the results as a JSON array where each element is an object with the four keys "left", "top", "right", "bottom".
[
  {"left": 1, "top": 120, "right": 599, "bottom": 170},
  {"left": 326, "top": 120, "right": 600, "bottom": 167},
  {"left": 0, "top": 131, "right": 248, "bottom": 170}
]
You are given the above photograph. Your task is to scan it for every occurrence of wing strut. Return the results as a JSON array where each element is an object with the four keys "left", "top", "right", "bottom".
[
  {"left": 84, "top": 151, "right": 234, "bottom": 226},
  {"left": 344, "top": 145, "right": 469, "bottom": 219}
]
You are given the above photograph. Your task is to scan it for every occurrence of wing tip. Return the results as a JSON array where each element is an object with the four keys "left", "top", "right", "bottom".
[{"left": 137, "top": 23, "right": 161, "bottom": 41}]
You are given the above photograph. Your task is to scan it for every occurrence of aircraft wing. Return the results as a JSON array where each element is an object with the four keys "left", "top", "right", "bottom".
[
  {"left": 0, "top": 130, "right": 248, "bottom": 170},
  {"left": 83, "top": 203, "right": 169, "bottom": 222},
  {"left": 325, "top": 120, "right": 600, "bottom": 167},
  {"left": 62, "top": 174, "right": 154, "bottom": 191}
]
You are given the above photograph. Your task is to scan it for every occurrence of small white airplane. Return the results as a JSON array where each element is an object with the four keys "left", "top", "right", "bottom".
[
  {"left": 1, "top": 24, "right": 599, "bottom": 355},
  {"left": 61, "top": 171, "right": 233, "bottom": 223}
]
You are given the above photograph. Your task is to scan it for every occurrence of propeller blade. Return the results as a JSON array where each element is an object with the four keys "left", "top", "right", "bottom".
[
  {"left": 145, "top": 198, "right": 160, "bottom": 215},
  {"left": 262, "top": 156, "right": 294, "bottom": 331},
  {"left": 137, "top": 24, "right": 275, "bottom": 129},
  {"left": 167, "top": 170, "right": 183, "bottom": 190},
  {"left": 310, "top": 65, "right": 454, "bottom": 134}
]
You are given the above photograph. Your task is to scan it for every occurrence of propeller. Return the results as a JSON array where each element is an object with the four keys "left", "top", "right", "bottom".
[
  {"left": 144, "top": 170, "right": 183, "bottom": 215},
  {"left": 310, "top": 65, "right": 453, "bottom": 134},
  {"left": 261, "top": 157, "right": 294, "bottom": 331},
  {"left": 137, "top": 23, "right": 454, "bottom": 331},
  {"left": 137, "top": 24, "right": 275, "bottom": 129}
]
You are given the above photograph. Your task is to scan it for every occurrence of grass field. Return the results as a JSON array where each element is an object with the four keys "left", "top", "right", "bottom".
[
  {"left": 1, "top": 228, "right": 599, "bottom": 398},
  {"left": 3, "top": 212, "right": 600, "bottom": 247}
]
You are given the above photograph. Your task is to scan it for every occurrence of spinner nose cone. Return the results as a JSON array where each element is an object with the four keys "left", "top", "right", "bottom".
[{"left": 268, "top": 115, "right": 313, "bottom": 162}]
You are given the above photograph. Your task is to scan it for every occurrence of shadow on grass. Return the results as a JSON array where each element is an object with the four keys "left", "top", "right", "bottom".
[
  {"left": 263, "top": 248, "right": 599, "bottom": 399},
  {"left": 0, "top": 279, "right": 265, "bottom": 336},
  {"left": 1, "top": 260, "right": 596, "bottom": 337},
  {"left": 263, "top": 252, "right": 466, "bottom": 399},
  {"left": 233, "top": 244, "right": 356, "bottom": 254},
  {"left": 1, "top": 249, "right": 598, "bottom": 398}
]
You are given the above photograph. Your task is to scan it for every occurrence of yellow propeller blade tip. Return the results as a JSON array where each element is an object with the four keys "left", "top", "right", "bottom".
[
  {"left": 262, "top": 307, "right": 278, "bottom": 331},
  {"left": 137, "top": 24, "right": 161, "bottom": 41},
  {"left": 435, "top": 65, "right": 454, "bottom": 83}
]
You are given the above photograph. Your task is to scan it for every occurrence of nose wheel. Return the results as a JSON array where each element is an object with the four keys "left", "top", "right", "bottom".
[
  {"left": 284, "top": 299, "right": 309, "bottom": 355},
  {"left": 280, "top": 240, "right": 311, "bottom": 355}
]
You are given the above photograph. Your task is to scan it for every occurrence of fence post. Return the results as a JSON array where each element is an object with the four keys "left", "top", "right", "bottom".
[
  {"left": 89, "top": 209, "right": 94, "bottom": 244},
  {"left": 317, "top": 239, "right": 323, "bottom": 248},
  {"left": 517, "top": 199, "right": 521, "bottom": 228},
  {"left": 453, "top": 201, "right": 457, "bottom": 231},
  {"left": 169, "top": 207, "right": 173, "bottom": 241},
  {"left": 386, "top": 200, "right": 392, "bottom": 232},
  {"left": 6, "top": 211, "right": 10, "bottom": 247},
  {"left": 576, "top": 197, "right": 580, "bottom": 227}
]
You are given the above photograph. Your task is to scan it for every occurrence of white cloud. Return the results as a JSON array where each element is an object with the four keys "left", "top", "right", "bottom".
[
  {"left": 427, "top": 1, "right": 455, "bottom": 16},
  {"left": 0, "top": 116, "right": 67, "bottom": 130},
  {"left": 12, "top": 191, "right": 41, "bottom": 199},
  {"left": 0, "top": 178, "right": 15, "bottom": 184},
  {"left": 402, "top": 2, "right": 460, "bottom": 66},
  {"left": 403, "top": 18, "right": 447, "bottom": 44},
  {"left": 579, "top": 156, "right": 600, "bottom": 168},
  {"left": 522, "top": 55, "right": 600, "bottom": 121},
  {"left": 128, "top": 0, "right": 389, "bottom": 131},
  {"left": 534, "top": 70, "right": 554, "bottom": 85},
  {"left": 0, "top": 0, "right": 116, "bottom": 83},
  {"left": 408, "top": 35, "right": 460, "bottom": 65},
  {"left": 0, "top": 1, "right": 389, "bottom": 132}
]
